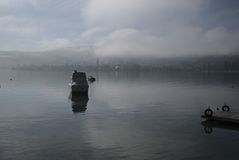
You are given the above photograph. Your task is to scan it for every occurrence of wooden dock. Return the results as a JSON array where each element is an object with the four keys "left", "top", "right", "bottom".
[{"left": 202, "top": 111, "right": 239, "bottom": 124}]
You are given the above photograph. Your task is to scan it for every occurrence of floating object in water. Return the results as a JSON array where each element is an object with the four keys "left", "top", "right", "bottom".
[
  {"left": 88, "top": 76, "right": 96, "bottom": 82},
  {"left": 202, "top": 104, "right": 239, "bottom": 124},
  {"left": 69, "top": 70, "right": 89, "bottom": 96},
  {"left": 10, "top": 78, "right": 13, "bottom": 80},
  {"left": 232, "top": 85, "right": 234, "bottom": 88}
]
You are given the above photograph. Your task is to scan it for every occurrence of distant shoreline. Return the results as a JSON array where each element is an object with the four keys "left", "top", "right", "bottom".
[{"left": 9, "top": 65, "right": 239, "bottom": 73}]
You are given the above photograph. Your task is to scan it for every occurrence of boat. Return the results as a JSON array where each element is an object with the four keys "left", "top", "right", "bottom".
[{"left": 69, "top": 70, "right": 89, "bottom": 95}]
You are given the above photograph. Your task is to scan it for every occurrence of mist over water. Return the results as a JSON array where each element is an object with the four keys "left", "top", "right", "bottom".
[
  {"left": 0, "top": 69, "right": 239, "bottom": 160},
  {"left": 1, "top": 0, "right": 239, "bottom": 159}
]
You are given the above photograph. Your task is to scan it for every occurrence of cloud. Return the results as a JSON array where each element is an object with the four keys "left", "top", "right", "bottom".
[
  {"left": 0, "top": 16, "right": 38, "bottom": 34},
  {"left": 0, "top": 0, "right": 38, "bottom": 7},
  {"left": 0, "top": 0, "right": 85, "bottom": 51},
  {"left": 81, "top": 27, "right": 109, "bottom": 38},
  {"left": 85, "top": 0, "right": 239, "bottom": 57},
  {"left": 94, "top": 27, "right": 239, "bottom": 57},
  {"left": 0, "top": 15, "right": 44, "bottom": 51},
  {"left": 39, "top": 38, "right": 72, "bottom": 50},
  {"left": 85, "top": 0, "right": 204, "bottom": 28},
  {"left": 0, "top": 0, "right": 239, "bottom": 57}
]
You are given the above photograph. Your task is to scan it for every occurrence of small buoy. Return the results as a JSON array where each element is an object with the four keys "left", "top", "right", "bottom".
[
  {"left": 10, "top": 78, "right": 12, "bottom": 81},
  {"left": 232, "top": 85, "right": 234, "bottom": 88}
]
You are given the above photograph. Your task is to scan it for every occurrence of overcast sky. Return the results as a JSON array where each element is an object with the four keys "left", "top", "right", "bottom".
[{"left": 1, "top": 0, "right": 239, "bottom": 57}]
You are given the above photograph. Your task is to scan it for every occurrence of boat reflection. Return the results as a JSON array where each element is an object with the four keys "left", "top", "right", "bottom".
[
  {"left": 201, "top": 120, "right": 239, "bottom": 134},
  {"left": 69, "top": 92, "right": 89, "bottom": 114}
]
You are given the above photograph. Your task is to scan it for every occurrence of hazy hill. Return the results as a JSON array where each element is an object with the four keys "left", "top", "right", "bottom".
[
  {"left": 1, "top": 48, "right": 239, "bottom": 72},
  {"left": 0, "top": 47, "right": 97, "bottom": 68}
]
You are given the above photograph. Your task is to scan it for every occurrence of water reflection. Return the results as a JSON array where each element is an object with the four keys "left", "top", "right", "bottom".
[
  {"left": 69, "top": 92, "right": 89, "bottom": 113},
  {"left": 1, "top": 70, "right": 239, "bottom": 160},
  {"left": 201, "top": 120, "right": 239, "bottom": 134}
]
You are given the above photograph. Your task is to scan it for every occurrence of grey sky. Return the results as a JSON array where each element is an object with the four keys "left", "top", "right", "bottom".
[{"left": 0, "top": 0, "right": 239, "bottom": 57}]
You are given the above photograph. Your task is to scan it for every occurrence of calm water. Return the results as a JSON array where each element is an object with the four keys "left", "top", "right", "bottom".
[{"left": 0, "top": 70, "right": 239, "bottom": 160}]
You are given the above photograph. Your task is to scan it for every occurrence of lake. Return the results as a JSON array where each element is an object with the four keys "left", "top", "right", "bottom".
[{"left": 0, "top": 70, "right": 239, "bottom": 160}]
